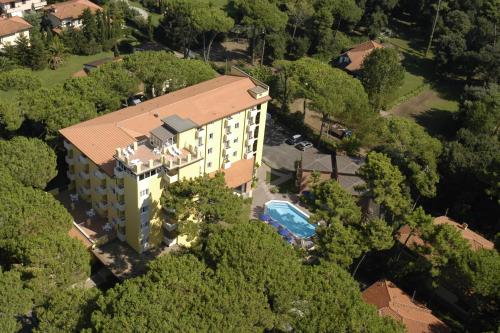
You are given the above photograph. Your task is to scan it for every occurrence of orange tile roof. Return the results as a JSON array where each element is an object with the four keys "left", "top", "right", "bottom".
[
  {"left": 68, "top": 225, "right": 93, "bottom": 249},
  {"left": 342, "top": 40, "right": 383, "bottom": 72},
  {"left": 46, "top": 0, "right": 102, "bottom": 20},
  {"left": 363, "top": 280, "right": 450, "bottom": 333},
  {"left": 60, "top": 74, "right": 270, "bottom": 176},
  {"left": 210, "top": 158, "right": 254, "bottom": 189},
  {"left": 398, "top": 216, "right": 494, "bottom": 251},
  {"left": 0, "top": 16, "right": 32, "bottom": 37}
]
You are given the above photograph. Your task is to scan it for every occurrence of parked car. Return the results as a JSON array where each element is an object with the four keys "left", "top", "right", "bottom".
[
  {"left": 296, "top": 141, "right": 313, "bottom": 151},
  {"left": 285, "top": 134, "right": 302, "bottom": 145}
]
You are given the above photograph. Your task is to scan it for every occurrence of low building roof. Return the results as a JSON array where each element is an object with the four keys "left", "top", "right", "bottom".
[
  {"left": 60, "top": 74, "right": 270, "bottom": 176},
  {"left": 84, "top": 57, "right": 114, "bottom": 68},
  {"left": 340, "top": 40, "right": 383, "bottom": 72},
  {"left": 210, "top": 158, "right": 254, "bottom": 189},
  {"left": 46, "top": 0, "right": 102, "bottom": 20},
  {"left": 0, "top": 16, "right": 32, "bottom": 37},
  {"left": 301, "top": 151, "right": 334, "bottom": 173},
  {"left": 335, "top": 155, "right": 365, "bottom": 195},
  {"left": 398, "top": 216, "right": 494, "bottom": 251},
  {"left": 150, "top": 125, "right": 175, "bottom": 142},
  {"left": 363, "top": 280, "right": 450, "bottom": 333}
]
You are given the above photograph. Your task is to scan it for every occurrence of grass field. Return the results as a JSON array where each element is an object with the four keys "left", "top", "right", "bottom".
[{"left": 0, "top": 52, "right": 113, "bottom": 103}]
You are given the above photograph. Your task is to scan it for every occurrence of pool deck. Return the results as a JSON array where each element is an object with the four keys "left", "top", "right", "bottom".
[{"left": 251, "top": 163, "right": 311, "bottom": 219}]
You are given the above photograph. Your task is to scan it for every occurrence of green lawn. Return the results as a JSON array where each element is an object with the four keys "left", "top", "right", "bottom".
[
  {"left": 128, "top": 1, "right": 163, "bottom": 26},
  {"left": 34, "top": 51, "right": 114, "bottom": 87},
  {"left": 0, "top": 52, "right": 113, "bottom": 103}
]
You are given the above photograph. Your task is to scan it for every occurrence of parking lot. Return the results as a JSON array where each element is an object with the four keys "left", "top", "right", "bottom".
[{"left": 263, "top": 120, "right": 320, "bottom": 172}]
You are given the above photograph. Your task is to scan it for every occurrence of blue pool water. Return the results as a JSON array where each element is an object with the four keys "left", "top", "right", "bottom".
[{"left": 265, "top": 200, "right": 316, "bottom": 239}]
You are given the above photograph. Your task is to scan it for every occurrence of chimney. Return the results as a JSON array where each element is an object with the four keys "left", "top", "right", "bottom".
[
  {"left": 462, "top": 223, "right": 468, "bottom": 230},
  {"left": 148, "top": 159, "right": 154, "bottom": 168},
  {"left": 133, "top": 141, "right": 138, "bottom": 150},
  {"left": 116, "top": 148, "right": 122, "bottom": 158}
]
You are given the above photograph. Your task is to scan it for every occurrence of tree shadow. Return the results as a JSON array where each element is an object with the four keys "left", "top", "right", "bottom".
[{"left": 414, "top": 108, "right": 459, "bottom": 139}]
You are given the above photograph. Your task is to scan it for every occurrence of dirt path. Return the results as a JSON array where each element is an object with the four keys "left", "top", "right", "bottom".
[{"left": 390, "top": 89, "right": 439, "bottom": 118}]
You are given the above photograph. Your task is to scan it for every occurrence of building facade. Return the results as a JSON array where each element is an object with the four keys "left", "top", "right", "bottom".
[
  {"left": 0, "top": 16, "right": 31, "bottom": 49},
  {"left": 61, "top": 68, "right": 270, "bottom": 253},
  {"left": 0, "top": 0, "right": 46, "bottom": 17}
]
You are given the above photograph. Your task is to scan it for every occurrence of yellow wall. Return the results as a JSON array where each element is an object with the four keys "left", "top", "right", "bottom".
[
  {"left": 255, "top": 103, "right": 268, "bottom": 165},
  {"left": 124, "top": 171, "right": 140, "bottom": 252}
]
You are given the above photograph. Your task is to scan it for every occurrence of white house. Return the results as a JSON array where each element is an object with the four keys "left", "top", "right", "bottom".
[
  {"left": 0, "top": 16, "right": 31, "bottom": 50},
  {"left": 0, "top": 0, "right": 46, "bottom": 17},
  {"left": 45, "top": 0, "right": 101, "bottom": 31}
]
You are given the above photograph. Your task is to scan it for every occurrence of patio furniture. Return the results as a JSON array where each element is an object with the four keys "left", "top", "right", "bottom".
[
  {"left": 259, "top": 214, "right": 272, "bottom": 222},
  {"left": 269, "top": 220, "right": 281, "bottom": 228},
  {"left": 103, "top": 223, "right": 112, "bottom": 232}
]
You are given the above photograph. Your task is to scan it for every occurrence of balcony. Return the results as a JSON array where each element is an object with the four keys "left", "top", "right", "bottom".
[
  {"left": 78, "top": 155, "right": 89, "bottom": 164},
  {"left": 63, "top": 140, "right": 73, "bottom": 150},
  {"left": 163, "top": 236, "right": 177, "bottom": 246},
  {"left": 245, "top": 151, "right": 255, "bottom": 160},
  {"left": 223, "top": 161, "right": 232, "bottom": 169},
  {"left": 247, "top": 123, "right": 258, "bottom": 133},
  {"left": 249, "top": 108, "right": 259, "bottom": 118},
  {"left": 114, "top": 184, "right": 125, "bottom": 195},
  {"left": 65, "top": 155, "right": 74, "bottom": 165},
  {"left": 113, "top": 167, "right": 124, "bottom": 179},
  {"left": 96, "top": 185, "right": 107, "bottom": 195},
  {"left": 195, "top": 127, "right": 205, "bottom": 138},
  {"left": 246, "top": 137, "right": 257, "bottom": 146},
  {"left": 223, "top": 145, "right": 235, "bottom": 155},
  {"left": 117, "top": 229, "right": 126, "bottom": 241},
  {"left": 79, "top": 170, "right": 90, "bottom": 179},
  {"left": 94, "top": 169, "right": 106, "bottom": 180},
  {"left": 113, "top": 201, "right": 125, "bottom": 211},
  {"left": 81, "top": 186, "right": 91, "bottom": 196},
  {"left": 225, "top": 117, "right": 235, "bottom": 128},
  {"left": 96, "top": 201, "right": 108, "bottom": 210},
  {"left": 113, "top": 216, "right": 125, "bottom": 227},
  {"left": 163, "top": 172, "right": 179, "bottom": 184},
  {"left": 224, "top": 132, "right": 235, "bottom": 142},
  {"left": 66, "top": 170, "right": 76, "bottom": 180},
  {"left": 197, "top": 139, "right": 205, "bottom": 148},
  {"left": 163, "top": 221, "right": 177, "bottom": 232}
]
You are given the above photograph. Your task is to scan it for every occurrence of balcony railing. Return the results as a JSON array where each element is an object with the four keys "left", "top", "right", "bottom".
[
  {"left": 223, "top": 161, "right": 232, "bottom": 169},
  {"left": 163, "top": 172, "right": 179, "bottom": 184},
  {"left": 114, "top": 184, "right": 125, "bottom": 195},
  {"left": 225, "top": 117, "right": 235, "bottom": 128},
  {"left": 65, "top": 155, "right": 74, "bottom": 165},
  {"left": 78, "top": 155, "right": 89, "bottom": 164},
  {"left": 113, "top": 201, "right": 125, "bottom": 211},
  {"left": 66, "top": 170, "right": 76, "bottom": 180},
  {"left": 249, "top": 109, "right": 259, "bottom": 118},
  {"left": 195, "top": 127, "right": 205, "bottom": 138},
  {"left": 117, "top": 229, "right": 126, "bottom": 241},
  {"left": 247, "top": 123, "right": 258, "bottom": 133},
  {"left": 114, "top": 166, "right": 125, "bottom": 178},
  {"left": 113, "top": 216, "right": 125, "bottom": 227},
  {"left": 94, "top": 169, "right": 106, "bottom": 180},
  {"left": 246, "top": 137, "right": 257, "bottom": 146},
  {"left": 163, "top": 221, "right": 177, "bottom": 232},
  {"left": 79, "top": 170, "right": 90, "bottom": 179},
  {"left": 224, "top": 132, "right": 235, "bottom": 142},
  {"left": 245, "top": 151, "right": 255, "bottom": 160},
  {"left": 96, "top": 185, "right": 107, "bottom": 195}
]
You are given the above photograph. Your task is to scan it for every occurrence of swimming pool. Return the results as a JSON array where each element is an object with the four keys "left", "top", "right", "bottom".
[{"left": 264, "top": 200, "right": 316, "bottom": 239}]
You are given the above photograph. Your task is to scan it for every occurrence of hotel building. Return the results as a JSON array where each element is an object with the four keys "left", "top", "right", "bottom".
[{"left": 60, "top": 67, "right": 270, "bottom": 253}]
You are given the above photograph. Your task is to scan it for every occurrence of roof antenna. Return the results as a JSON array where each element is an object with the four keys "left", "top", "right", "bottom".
[
  {"left": 411, "top": 290, "right": 416, "bottom": 303},
  {"left": 444, "top": 208, "right": 449, "bottom": 216}
]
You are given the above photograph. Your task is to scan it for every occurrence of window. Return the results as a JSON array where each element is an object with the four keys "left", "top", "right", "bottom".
[
  {"left": 233, "top": 138, "right": 238, "bottom": 144},
  {"left": 208, "top": 148, "right": 213, "bottom": 154},
  {"left": 140, "top": 206, "right": 149, "bottom": 214},
  {"left": 207, "top": 162, "right": 212, "bottom": 168},
  {"left": 257, "top": 104, "right": 262, "bottom": 110},
  {"left": 209, "top": 133, "right": 214, "bottom": 139},
  {"left": 140, "top": 189, "right": 149, "bottom": 197},
  {"left": 235, "top": 122, "right": 239, "bottom": 129},
  {"left": 232, "top": 151, "right": 237, "bottom": 157}
]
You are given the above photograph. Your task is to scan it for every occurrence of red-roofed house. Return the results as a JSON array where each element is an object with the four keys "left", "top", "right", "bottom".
[
  {"left": 45, "top": 0, "right": 102, "bottom": 30},
  {"left": 363, "top": 280, "right": 450, "bottom": 333},
  {"left": 337, "top": 40, "right": 383, "bottom": 74},
  {"left": 0, "top": 16, "right": 31, "bottom": 50}
]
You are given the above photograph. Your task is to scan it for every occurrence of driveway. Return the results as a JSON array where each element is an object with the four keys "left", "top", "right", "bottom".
[{"left": 263, "top": 120, "right": 319, "bottom": 172}]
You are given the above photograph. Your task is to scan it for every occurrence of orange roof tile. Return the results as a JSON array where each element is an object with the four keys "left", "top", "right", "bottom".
[
  {"left": 342, "top": 40, "right": 383, "bottom": 72},
  {"left": 0, "top": 16, "right": 32, "bottom": 37},
  {"left": 46, "top": 0, "right": 102, "bottom": 20},
  {"left": 60, "top": 74, "right": 270, "bottom": 176},
  {"left": 363, "top": 280, "right": 450, "bottom": 333},
  {"left": 210, "top": 158, "right": 254, "bottom": 189},
  {"left": 398, "top": 216, "right": 494, "bottom": 251},
  {"left": 68, "top": 225, "right": 93, "bottom": 249}
]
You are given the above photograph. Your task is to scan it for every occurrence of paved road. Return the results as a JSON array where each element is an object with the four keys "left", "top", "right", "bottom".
[{"left": 262, "top": 120, "right": 319, "bottom": 172}]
